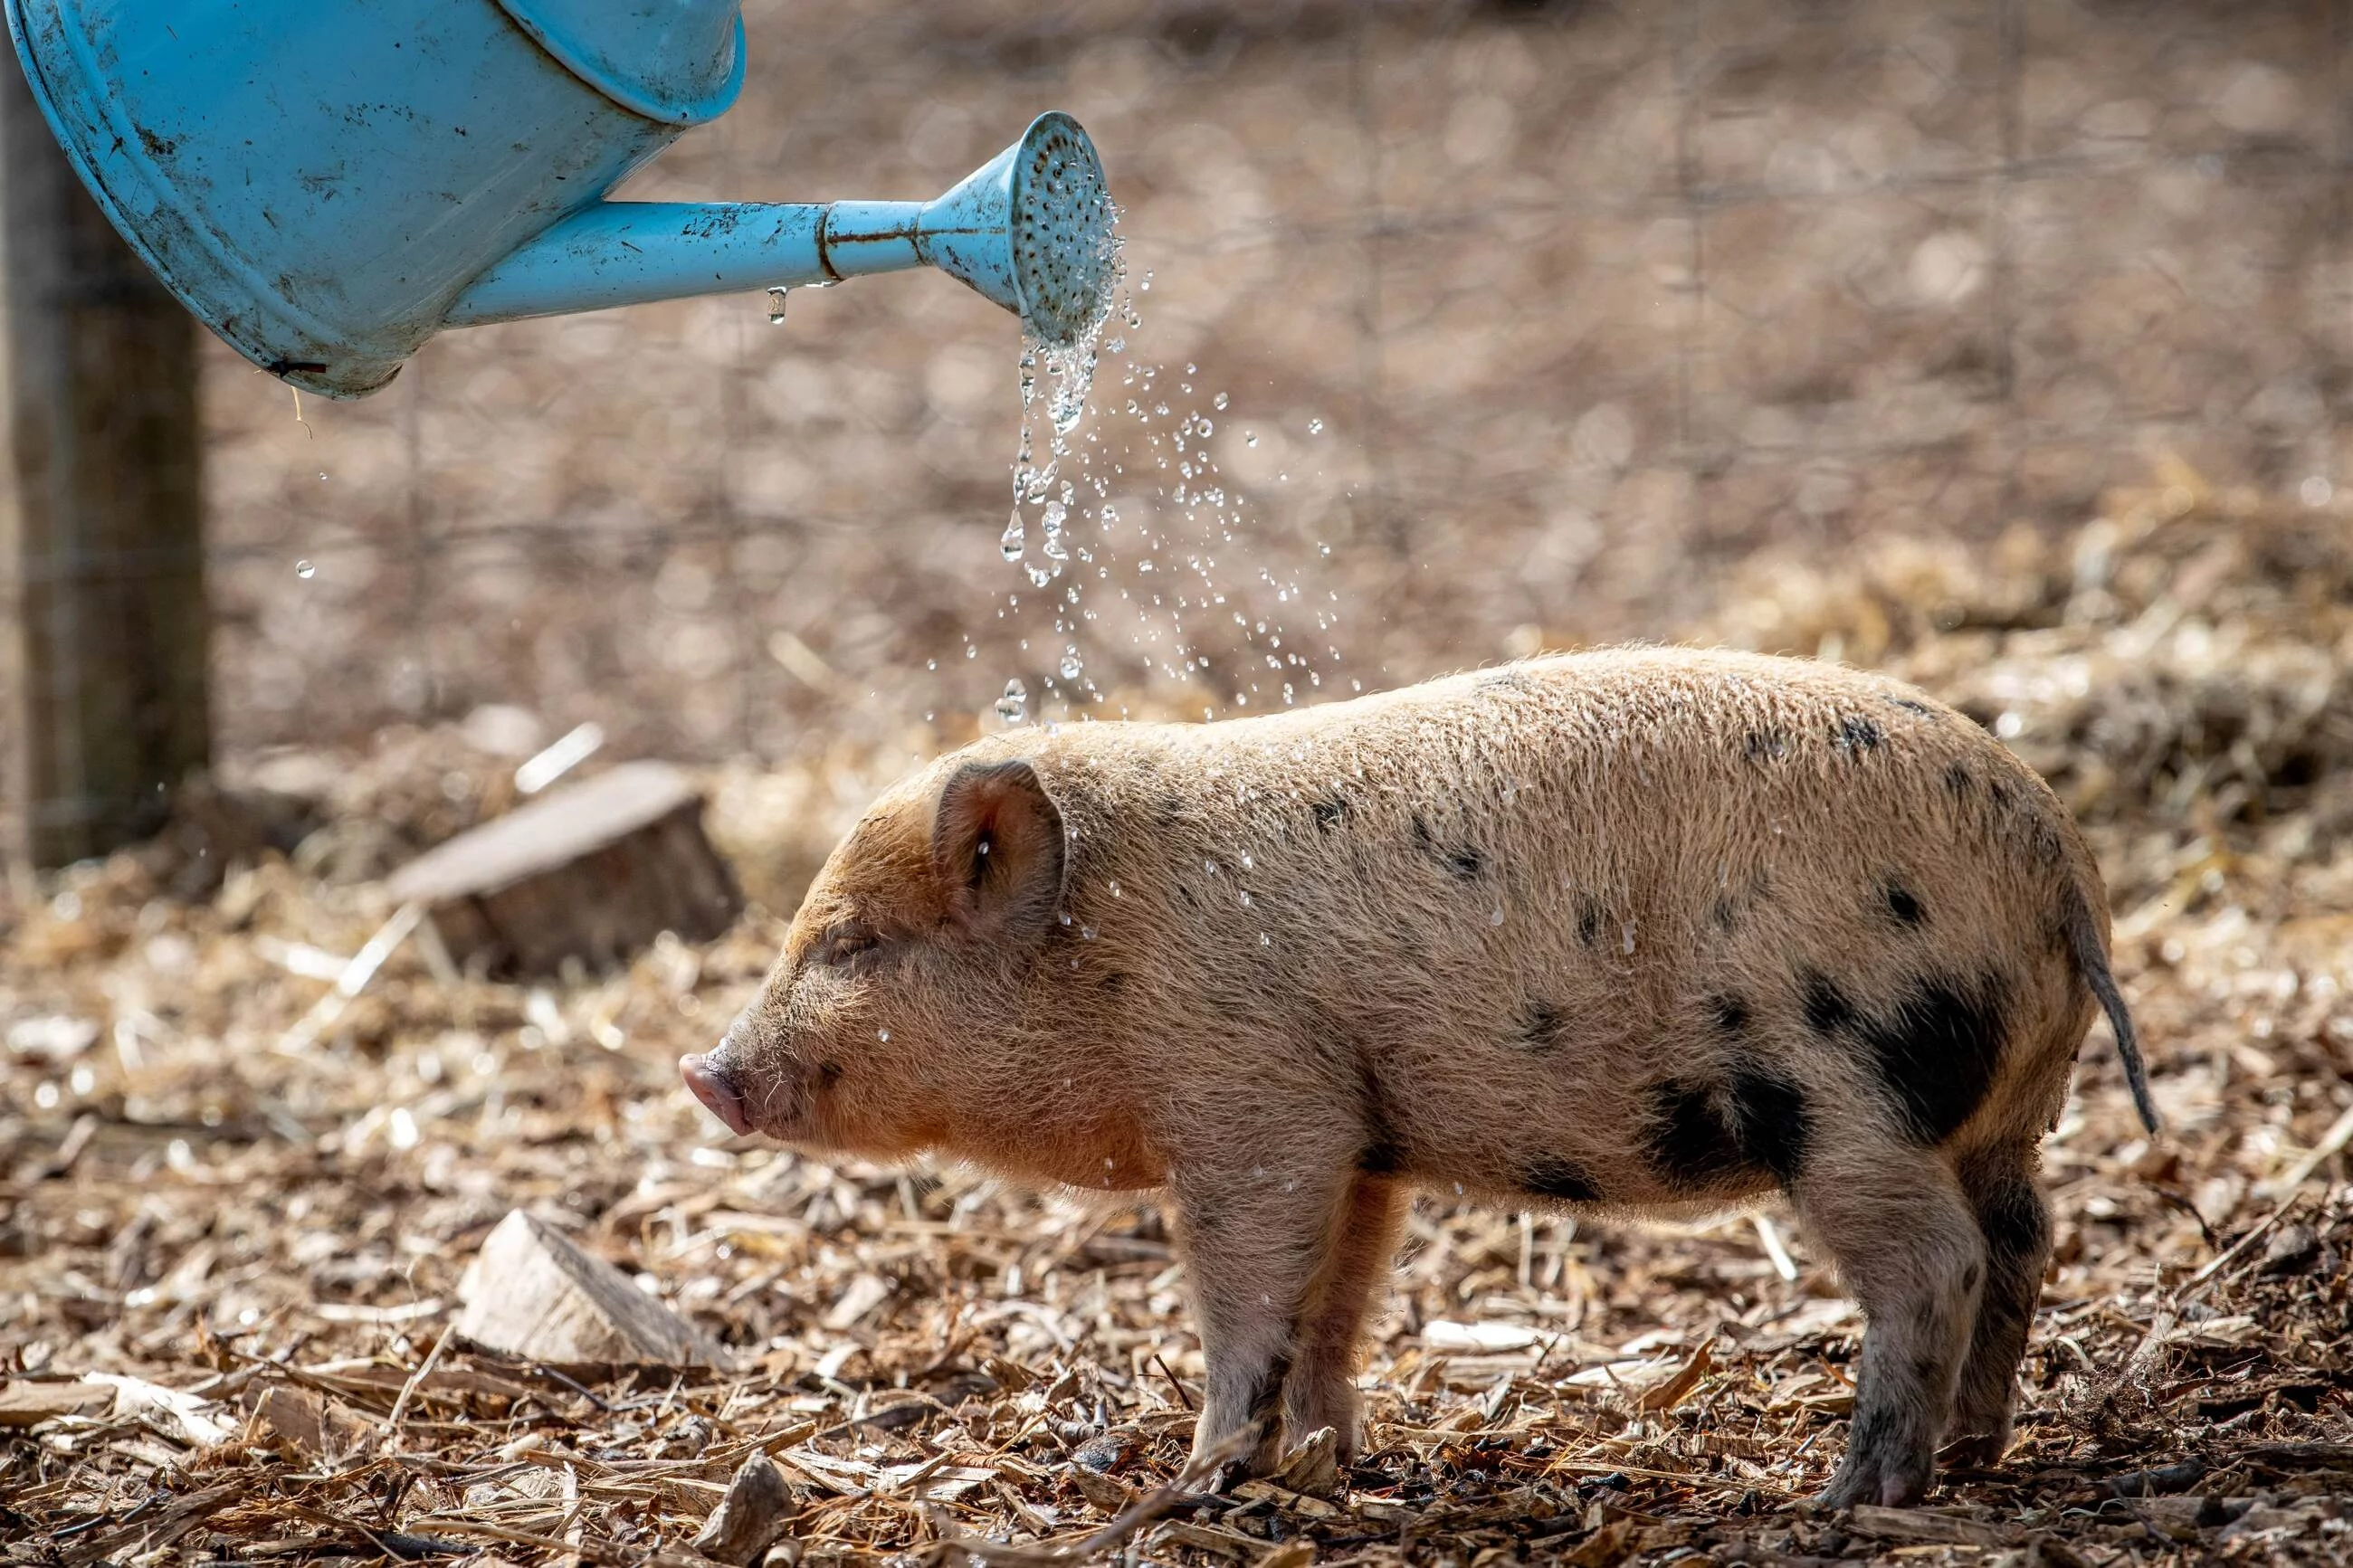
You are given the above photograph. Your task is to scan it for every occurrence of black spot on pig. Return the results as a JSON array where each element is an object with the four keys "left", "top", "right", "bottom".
[
  {"left": 1727, "top": 1065, "right": 1810, "bottom": 1184},
  {"left": 1410, "top": 812, "right": 1484, "bottom": 879},
  {"left": 1156, "top": 794, "right": 1185, "bottom": 828},
  {"left": 1802, "top": 971, "right": 1855, "bottom": 1035},
  {"left": 1945, "top": 762, "right": 1973, "bottom": 796},
  {"left": 1520, "top": 1001, "right": 1571, "bottom": 1052},
  {"left": 1175, "top": 884, "right": 1199, "bottom": 909},
  {"left": 1642, "top": 1065, "right": 1811, "bottom": 1192},
  {"left": 1745, "top": 730, "right": 1788, "bottom": 763},
  {"left": 1837, "top": 716, "right": 1884, "bottom": 752},
  {"left": 1712, "top": 897, "right": 1739, "bottom": 932},
  {"left": 1708, "top": 993, "right": 1750, "bottom": 1037},
  {"left": 1098, "top": 969, "right": 1128, "bottom": 993},
  {"left": 1577, "top": 898, "right": 1603, "bottom": 948},
  {"left": 1523, "top": 1157, "right": 1601, "bottom": 1203},
  {"left": 817, "top": 1060, "right": 843, "bottom": 1085},
  {"left": 1812, "top": 972, "right": 2010, "bottom": 1145},
  {"left": 1885, "top": 880, "right": 1926, "bottom": 927},
  {"left": 1885, "top": 696, "right": 1934, "bottom": 716},
  {"left": 1312, "top": 791, "right": 1351, "bottom": 831},
  {"left": 1643, "top": 1079, "right": 1747, "bottom": 1189},
  {"left": 2024, "top": 815, "right": 2064, "bottom": 866}
]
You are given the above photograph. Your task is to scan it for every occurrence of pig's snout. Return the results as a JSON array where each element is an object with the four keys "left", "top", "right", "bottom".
[{"left": 680, "top": 1051, "right": 753, "bottom": 1136}]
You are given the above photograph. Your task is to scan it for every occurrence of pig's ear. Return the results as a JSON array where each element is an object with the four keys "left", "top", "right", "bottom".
[{"left": 931, "top": 759, "right": 1068, "bottom": 941}]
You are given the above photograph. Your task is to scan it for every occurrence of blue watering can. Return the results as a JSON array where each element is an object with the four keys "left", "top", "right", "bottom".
[{"left": 5, "top": 0, "right": 1116, "bottom": 398}]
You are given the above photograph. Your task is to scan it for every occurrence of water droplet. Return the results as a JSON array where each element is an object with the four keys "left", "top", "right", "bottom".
[
  {"left": 1000, "top": 511, "right": 1025, "bottom": 562},
  {"left": 1213, "top": 392, "right": 1229, "bottom": 410},
  {"left": 1259, "top": 932, "right": 1272, "bottom": 946},
  {"left": 1489, "top": 905, "right": 1505, "bottom": 926},
  {"left": 1043, "top": 499, "right": 1067, "bottom": 532},
  {"left": 877, "top": 1028, "right": 891, "bottom": 1041},
  {"left": 317, "top": 471, "right": 329, "bottom": 482},
  {"left": 1239, "top": 851, "right": 1253, "bottom": 870},
  {"left": 766, "top": 286, "right": 788, "bottom": 325},
  {"left": 294, "top": 559, "right": 316, "bottom": 579},
  {"left": 1108, "top": 879, "right": 1123, "bottom": 898},
  {"left": 1621, "top": 920, "right": 1638, "bottom": 955},
  {"left": 996, "top": 679, "right": 1029, "bottom": 724},
  {"left": 1196, "top": 419, "right": 1214, "bottom": 437},
  {"left": 1307, "top": 418, "right": 1324, "bottom": 434},
  {"left": 1203, "top": 859, "right": 1219, "bottom": 875},
  {"left": 1060, "top": 648, "right": 1083, "bottom": 680},
  {"left": 926, "top": 659, "right": 938, "bottom": 670}
]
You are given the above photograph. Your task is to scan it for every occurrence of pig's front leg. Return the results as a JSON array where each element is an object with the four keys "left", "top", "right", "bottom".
[{"left": 1169, "top": 1155, "right": 1357, "bottom": 1485}]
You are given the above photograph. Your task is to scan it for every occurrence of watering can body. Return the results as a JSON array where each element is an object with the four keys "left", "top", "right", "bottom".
[{"left": 5, "top": 0, "right": 1113, "bottom": 398}]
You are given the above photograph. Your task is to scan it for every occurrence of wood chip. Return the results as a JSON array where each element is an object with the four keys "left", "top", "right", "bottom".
[
  {"left": 1844, "top": 1506, "right": 2023, "bottom": 1548},
  {"left": 0, "top": 1380, "right": 111, "bottom": 1426},
  {"left": 455, "top": 1209, "right": 729, "bottom": 1367},
  {"left": 691, "top": 1450, "right": 798, "bottom": 1565},
  {"left": 251, "top": 1384, "right": 377, "bottom": 1461},
  {"left": 1634, "top": 1336, "right": 1714, "bottom": 1412}
]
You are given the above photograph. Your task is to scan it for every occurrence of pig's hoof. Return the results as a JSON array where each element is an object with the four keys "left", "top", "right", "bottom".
[
  {"left": 1939, "top": 1428, "right": 2012, "bottom": 1470},
  {"left": 1816, "top": 1449, "right": 1933, "bottom": 1510}
]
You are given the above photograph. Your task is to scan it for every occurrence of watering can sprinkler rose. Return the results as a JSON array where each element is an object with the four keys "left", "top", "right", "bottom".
[{"left": 5, "top": 0, "right": 1118, "bottom": 398}]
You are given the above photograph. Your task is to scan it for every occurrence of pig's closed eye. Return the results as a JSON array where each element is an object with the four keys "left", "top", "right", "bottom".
[{"left": 821, "top": 930, "right": 879, "bottom": 967}]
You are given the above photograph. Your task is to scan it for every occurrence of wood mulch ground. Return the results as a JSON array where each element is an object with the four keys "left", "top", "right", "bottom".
[{"left": 5, "top": 473, "right": 2353, "bottom": 1565}]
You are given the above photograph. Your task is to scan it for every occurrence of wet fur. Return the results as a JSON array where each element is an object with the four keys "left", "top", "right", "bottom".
[{"left": 702, "top": 648, "right": 2149, "bottom": 1507}]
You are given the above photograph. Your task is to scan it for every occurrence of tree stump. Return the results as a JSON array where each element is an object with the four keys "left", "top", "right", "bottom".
[{"left": 386, "top": 761, "right": 741, "bottom": 978}]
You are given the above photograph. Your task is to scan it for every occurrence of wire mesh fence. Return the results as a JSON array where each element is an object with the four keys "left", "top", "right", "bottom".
[{"left": 199, "top": 0, "right": 2351, "bottom": 776}]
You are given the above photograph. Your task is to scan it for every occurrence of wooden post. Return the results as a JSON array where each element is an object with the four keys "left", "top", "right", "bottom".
[{"left": 0, "top": 53, "right": 207, "bottom": 867}]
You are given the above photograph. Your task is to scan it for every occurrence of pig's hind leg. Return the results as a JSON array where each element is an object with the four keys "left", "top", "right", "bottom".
[
  {"left": 1284, "top": 1174, "right": 1407, "bottom": 1466},
  {"left": 1942, "top": 1140, "right": 2052, "bottom": 1467},
  {"left": 1170, "top": 1155, "right": 1361, "bottom": 1485},
  {"left": 1795, "top": 1145, "right": 1986, "bottom": 1508}
]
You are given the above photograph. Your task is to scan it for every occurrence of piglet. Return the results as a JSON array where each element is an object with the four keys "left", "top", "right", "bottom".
[{"left": 682, "top": 648, "right": 2158, "bottom": 1507}]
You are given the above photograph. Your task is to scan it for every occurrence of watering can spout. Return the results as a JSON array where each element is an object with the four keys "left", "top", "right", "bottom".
[
  {"left": 444, "top": 113, "right": 1113, "bottom": 346},
  {"left": 445, "top": 112, "right": 1114, "bottom": 347},
  {"left": 5, "top": 0, "right": 1114, "bottom": 395}
]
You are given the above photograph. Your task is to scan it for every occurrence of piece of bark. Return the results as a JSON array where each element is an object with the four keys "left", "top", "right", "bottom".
[
  {"left": 60, "top": 1481, "right": 243, "bottom": 1567},
  {"left": 1267, "top": 1424, "right": 1341, "bottom": 1500},
  {"left": 691, "top": 1451, "right": 798, "bottom": 1565},
  {"left": 250, "top": 1384, "right": 376, "bottom": 1460},
  {"left": 0, "top": 1379, "right": 111, "bottom": 1425},
  {"left": 1843, "top": 1506, "right": 2022, "bottom": 1548},
  {"left": 455, "top": 1210, "right": 727, "bottom": 1368},
  {"left": 386, "top": 761, "right": 741, "bottom": 978}
]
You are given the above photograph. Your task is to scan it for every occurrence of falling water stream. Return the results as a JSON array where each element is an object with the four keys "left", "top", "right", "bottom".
[{"left": 986, "top": 224, "right": 1352, "bottom": 734}]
